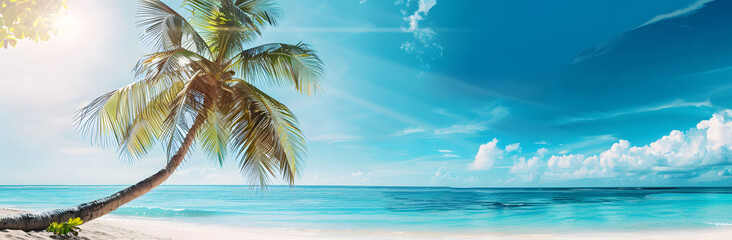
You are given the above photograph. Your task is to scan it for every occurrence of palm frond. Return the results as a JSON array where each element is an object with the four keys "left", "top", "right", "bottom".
[
  {"left": 74, "top": 80, "right": 183, "bottom": 161},
  {"left": 232, "top": 0, "right": 282, "bottom": 27},
  {"left": 133, "top": 48, "right": 220, "bottom": 85},
  {"left": 224, "top": 79, "right": 306, "bottom": 186},
  {"left": 117, "top": 81, "right": 187, "bottom": 160},
  {"left": 161, "top": 72, "right": 219, "bottom": 160},
  {"left": 197, "top": 108, "right": 232, "bottom": 166},
  {"left": 184, "top": 0, "right": 281, "bottom": 62},
  {"left": 232, "top": 43, "right": 324, "bottom": 96},
  {"left": 137, "top": 0, "right": 211, "bottom": 57}
]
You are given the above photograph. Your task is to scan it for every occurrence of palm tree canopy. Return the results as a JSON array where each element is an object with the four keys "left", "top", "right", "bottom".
[{"left": 74, "top": 0, "right": 324, "bottom": 186}]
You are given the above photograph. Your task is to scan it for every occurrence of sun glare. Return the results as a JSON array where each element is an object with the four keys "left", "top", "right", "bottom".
[{"left": 56, "top": 10, "right": 83, "bottom": 41}]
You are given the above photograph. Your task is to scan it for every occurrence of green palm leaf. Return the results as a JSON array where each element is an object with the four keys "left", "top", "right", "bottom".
[
  {"left": 232, "top": 43, "right": 324, "bottom": 96},
  {"left": 138, "top": 0, "right": 211, "bottom": 57},
  {"left": 184, "top": 0, "right": 282, "bottom": 62},
  {"left": 197, "top": 108, "right": 232, "bottom": 166},
  {"left": 224, "top": 80, "right": 305, "bottom": 186}
]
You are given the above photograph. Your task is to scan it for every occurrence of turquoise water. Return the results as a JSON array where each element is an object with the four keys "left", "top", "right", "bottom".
[{"left": 1, "top": 186, "right": 731, "bottom": 233}]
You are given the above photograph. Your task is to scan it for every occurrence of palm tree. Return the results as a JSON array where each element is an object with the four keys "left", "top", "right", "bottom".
[{"left": 0, "top": 0, "right": 323, "bottom": 230}]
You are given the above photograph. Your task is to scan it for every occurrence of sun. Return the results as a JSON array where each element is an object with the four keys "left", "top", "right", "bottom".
[{"left": 56, "top": 11, "right": 83, "bottom": 40}]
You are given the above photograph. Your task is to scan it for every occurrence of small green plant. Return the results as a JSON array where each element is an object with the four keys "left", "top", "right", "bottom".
[{"left": 46, "top": 217, "right": 82, "bottom": 238}]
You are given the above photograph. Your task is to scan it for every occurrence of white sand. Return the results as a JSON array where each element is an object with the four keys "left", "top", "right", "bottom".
[{"left": 1, "top": 208, "right": 731, "bottom": 240}]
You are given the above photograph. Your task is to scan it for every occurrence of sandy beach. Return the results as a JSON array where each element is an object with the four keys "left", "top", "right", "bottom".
[{"left": 1, "top": 208, "right": 731, "bottom": 240}]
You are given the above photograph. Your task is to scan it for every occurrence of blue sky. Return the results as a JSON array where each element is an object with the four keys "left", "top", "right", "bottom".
[{"left": 1, "top": 0, "right": 732, "bottom": 187}]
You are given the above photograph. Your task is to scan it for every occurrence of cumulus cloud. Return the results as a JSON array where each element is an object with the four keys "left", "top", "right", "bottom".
[
  {"left": 510, "top": 156, "right": 542, "bottom": 182},
  {"left": 430, "top": 167, "right": 459, "bottom": 183},
  {"left": 468, "top": 139, "right": 503, "bottom": 170},
  {"left": 430, "top": 167, "right": 478, "bottom": 184},
  {"left": 536, "top": 148, "right": 548, "bottom": 157},
  {"left": 505, "top": 143, "right": 521, "bottom": 153},
  {"left": 397, "top": 0, "right": 442, "bottom": 68},
  {"left": 509, "top": 110, "right": 732, "bottom": 182},
  {"left": 509, "top": 148, "right": 547, "bottom": 182}
]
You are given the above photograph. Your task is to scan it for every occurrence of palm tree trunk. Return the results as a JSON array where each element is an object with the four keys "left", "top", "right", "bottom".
[{"left": 0, "top": 114, "right": 207, "bottom": 231}]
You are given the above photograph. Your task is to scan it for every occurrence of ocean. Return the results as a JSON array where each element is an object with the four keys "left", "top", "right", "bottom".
[{"left": 1, "top": 186, "right": 730, "bottom": 233}]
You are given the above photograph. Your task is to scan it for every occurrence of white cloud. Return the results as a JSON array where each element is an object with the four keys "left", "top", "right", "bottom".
[
  {"left": 434, "top": 123, "right": 486, "bottom": 135},
  {"left": 430, "top": 167, "right": 459, "bottom": 183},
  {"left": 402, "top": 0, "right": 436, "bottom": 32},
  {"left": 534, "top": 140, "right": 548, "bottom": 145},
  {"left": 393, "top": 127, "right": 426, "bottom": 136},
  {"left": 514, "top": 110, "right": 732, "bottom": 182},
  {"left": 559, "top": 134, "right": 619, "bottom": 152},
  {"left": 350, "top": 171, "right": 370, "bottom": 181},
  {"left": 559, "top": 150, "right": 570, "bottom": 155},
  {"left": 433, "top": 108, "right": 454, "bottom": 117},
  {"left": 505, "top": 143, "right": 521, "bottom": 153},
  {"left": 468, "top": 139, "right": 503, "bottom": 170},
  {"left": 463, "top": 176, "right": 478, "bottom": 183},
  {"left": 510, "top": 156, "right": 542, "bottom": 182},
  {"left": 437, "top": 150, "right": 458, "bottom": 158},
  {"left": 639, "top": 0, "right": 714, "bottom": 27},
  {"left": 398, "top": 0, "right": 442, "bottom": 68},
  {"left": 509, "top": 148, "right": 548, "bottom": 182},
  {"left": 536, "top": 148, "right": 548, "bottom": 157},
  {"left": 689, "top": 168, "right": 732, "bottom": 182},
  {"left": 543, "top": 154, "right": 594, "bottom": 180}
]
